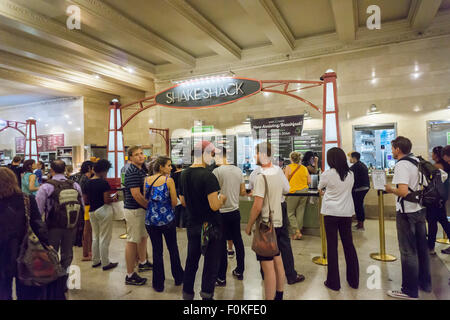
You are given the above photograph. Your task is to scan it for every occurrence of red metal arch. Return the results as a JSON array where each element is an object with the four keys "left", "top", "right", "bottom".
[
  {"left": 118, "top": 79, "right": 323, "bottom": 130},
  {"left": 0, "top": 120, "right": 26, "bottom": 136}
]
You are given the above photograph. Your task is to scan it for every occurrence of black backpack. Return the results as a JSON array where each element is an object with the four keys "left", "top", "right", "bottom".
[
  {"left": 46, "top": 180, "right": 82, "bottom": 229},
  {"left": 397, "top": 155, "right": 448, "bottom": 210}
]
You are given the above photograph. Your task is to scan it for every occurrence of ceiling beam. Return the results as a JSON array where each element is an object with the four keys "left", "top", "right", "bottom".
[
  {"left": 68, "top": 0, "right": 196, "bottom": 68},
  {"left": 165, "top": 0, "right": 241, "bottom": 60},
  {"left": 410, "top": 0, "right": 442, "bottom": 32},
  {"left": 0, "top": 0, "right": 158, "bottom": 77},
  {"left": 0, "top": 67, "right": 116, "bottom": 101},
  {"left": 330, "top": 0, "right": 357, "bottom": 42},
  {"left": 0, "top": 50, "right": 145, "bottom": 98},
  {"left": 0, "top": 27, "right": 153, "bottom": 92},
  {"left": 237, "top": 0, "right": 294, "bottom": 52}
]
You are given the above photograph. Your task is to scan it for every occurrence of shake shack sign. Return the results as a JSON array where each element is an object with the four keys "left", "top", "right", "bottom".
[{"left": 156, "top": 77, "right": 261, "bottom": 108}]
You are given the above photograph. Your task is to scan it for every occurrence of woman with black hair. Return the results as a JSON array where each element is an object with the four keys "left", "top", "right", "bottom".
[
  {"left": 318, "top": 147, "right": 359, "bottom": 291},
  {"left": 84, "top": 159, "right": 118, "bottom": 271},
  {"left": 21, "top": 159, "right": 40, "bottom": 195},
  {"left": 302, "top": 151, "right": 319, "bottom": 174}
]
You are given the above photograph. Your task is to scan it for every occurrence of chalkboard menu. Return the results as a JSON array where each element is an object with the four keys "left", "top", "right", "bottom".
[{"left": 293, "top": 129, "right": 323, "bottom": 169}]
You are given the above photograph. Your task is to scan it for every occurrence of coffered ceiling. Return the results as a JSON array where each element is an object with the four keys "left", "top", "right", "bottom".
[{"left": 0, "top": 0, "right": 449, "bottom": 106}]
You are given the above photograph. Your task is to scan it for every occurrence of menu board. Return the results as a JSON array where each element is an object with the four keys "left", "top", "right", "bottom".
[
  {"left": 15, "top": 134, "right": 65, "bottom": 153},
  {"left": 170, "top": 137, "right": 192, "bottom": 165},
  {"left": 213, "top": 135, "right": 236, "bottom": 164}
]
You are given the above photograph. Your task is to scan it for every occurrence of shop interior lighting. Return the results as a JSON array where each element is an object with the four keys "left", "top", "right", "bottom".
[
  {"left": 171, "top": 72, "right": 234, "bottom": 84},
  {"left": 303, "top": 111, "right": 312, "bottom": 120},
  {"left": 242, "top": 115, "right": 253, "bottom": 124},
  {"left": 367, "top": 104, "right": 381, "bottom": 115}
]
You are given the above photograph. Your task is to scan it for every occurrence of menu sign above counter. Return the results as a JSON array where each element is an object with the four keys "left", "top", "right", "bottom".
[
  {"left": 251, "top": 115, "right": 304, "bottom": 137},
  {"left": 16, "top": 134, "right": 64, "bottom": 153}
]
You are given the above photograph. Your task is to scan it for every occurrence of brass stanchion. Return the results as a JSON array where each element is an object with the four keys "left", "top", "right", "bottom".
[
  {"left": 312, "top": 196, "right": 327, "bottom": 266},
  {"left": 370, "top": 190, "right": 396, "bottom": 262},
  {"left": 436, "top": 217, "right": 450, "bottom": 244}
]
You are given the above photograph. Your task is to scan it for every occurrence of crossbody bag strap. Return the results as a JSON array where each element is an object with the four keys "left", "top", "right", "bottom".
[
  {"left": 288, "top": 164, "right": 301, "bottom": 182},
  {"left": 262, "top": 174, "right": 273, "bottom": 224},
  {"left": 23, "top": 194, "right": 31, "bottom": 232},
  {"left": 147, "top": 175, "right": 163, "bottom": 199}
]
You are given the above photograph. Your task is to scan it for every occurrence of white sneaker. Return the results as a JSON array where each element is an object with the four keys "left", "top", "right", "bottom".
[{"left": 387, "top": 290, "right": 418, "bottom": 300}]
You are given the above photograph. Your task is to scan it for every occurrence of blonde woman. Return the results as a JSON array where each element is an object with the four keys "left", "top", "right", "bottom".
[{"left": 284, "top": 152, "right": 310, "bottom": 240}]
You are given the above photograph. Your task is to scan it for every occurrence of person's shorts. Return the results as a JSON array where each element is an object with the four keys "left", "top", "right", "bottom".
[
  {"left": 256, "top": 251, "right": 281, "bottom": 261},
  {"left": 124, "top": 208, "right": 147, "bottom": 243}
]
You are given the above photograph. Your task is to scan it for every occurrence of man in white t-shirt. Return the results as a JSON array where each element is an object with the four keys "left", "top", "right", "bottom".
[
  {"left": 384, "top": 136, "right": 431, "bottom": 300},
  {"left": 213, "top": 148, "right": 247, "bottom": 284},
  {"left": 245, "top": 142, "right": 286, "bottom": 300}
]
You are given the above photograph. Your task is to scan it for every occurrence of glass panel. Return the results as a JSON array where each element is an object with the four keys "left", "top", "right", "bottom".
[
  {"left": 32, "top": 156, "right": 38, "bottom": 163},
  {"left": 108, "top": 132, "right": 115, "bottom": 151},
  {"left": 326, "top": 82, "right": 335, "bottom": 112},
  {"left": 31, "top": 125, "right": 36, "bottom": 139},
  {"left": 117, "top": 131, "right": 123, "bottom": 151},
  {"left": 25, "top": 141, "right": 30, "bottom": 156},
  {"left": 117, "top": 152, "right": 125, "bottom": 177},
  {"left": 325, "top": 113, "right": 337, "bottom": 142},
  {"left": 107, "top": 153, "right": 115, "bottom": 178},
  {"left": 31, "top": 142, "right": 37, "bottom": 154},
  {"left": 116, "top": 110, "right": 122, "bottom": 129},
  {"left": 324, "top": 143, "right": 338, "bottom": 171},
  {"left": 109, "top": 109, "right": 115, "bottom": 129}
]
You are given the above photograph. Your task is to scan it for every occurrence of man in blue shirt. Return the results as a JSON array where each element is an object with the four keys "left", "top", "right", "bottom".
[{"left": 123, "top": 146, "right": 153, "bottom": 286}]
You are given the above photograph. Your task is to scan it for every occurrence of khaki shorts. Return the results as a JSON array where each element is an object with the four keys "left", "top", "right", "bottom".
[{"left": 124, "top": 208, "right": 147, "bottom": 243}]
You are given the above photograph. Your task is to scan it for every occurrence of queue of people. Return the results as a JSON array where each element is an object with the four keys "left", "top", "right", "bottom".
[{"left": 1, "top": 140, "right": 449, "bottom": 301}]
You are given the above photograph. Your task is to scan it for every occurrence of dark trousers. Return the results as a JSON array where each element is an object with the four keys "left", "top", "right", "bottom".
[
  {"left": 426, "top": 204, "right": 450, "bottom": 250},
  {"left": 352, "top": 190, "right": 369, "bottom": 222},
  {"left": 278, "top": 202, "right": 298, "bottom": 282},
  {"left": 218, "top": 210, "right": 245, "bottom": 280},
  {"left": 146, "top": 220, "right": 184, "bottom": 291},
  {"left": 396, "top": 209, "right": 432, "bottom": 297},
  {"left": 48, "top": 228, "right": 76, "bottom": 272},
  {"left": 324, "top": 215, "right": 359, "bottom": 290},
  {"left": 182, "top": 222, "right": 222, "bottom": 300}
]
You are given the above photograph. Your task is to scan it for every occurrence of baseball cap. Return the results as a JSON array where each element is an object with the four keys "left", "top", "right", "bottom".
[{"left": 193, "top": 140, "right": 220, "bottom": 154}]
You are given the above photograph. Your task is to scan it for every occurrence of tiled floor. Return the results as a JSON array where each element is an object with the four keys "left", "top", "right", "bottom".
[{"left": 68, "top": 219, "right": 450, "bottom": 300}]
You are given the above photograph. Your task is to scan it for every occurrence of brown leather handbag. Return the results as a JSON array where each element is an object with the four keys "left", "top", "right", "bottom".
[{"left": 251, "top": 174, "right": 279, "bottom": 257}]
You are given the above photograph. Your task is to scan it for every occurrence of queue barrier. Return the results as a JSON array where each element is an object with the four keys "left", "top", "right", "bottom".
[
  {"left": 284, "top": 191, "right": 327, "bottom": 266},
  {"left": 370, "top": 190, "right": 397, "bottom": 262},
  {"left": 436, "top": 216, "right": 450, "bottom": 244}
]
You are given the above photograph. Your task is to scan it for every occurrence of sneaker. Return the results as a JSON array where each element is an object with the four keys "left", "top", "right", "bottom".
[
  {"left": 215, "top": 278, "right": 226, "bottom": 287},
  {"left": 387, "top": 290, "right": 418, "bottom": 300},
  {"left": 138, "top": 261, "right": 153, "bottom": 272},
  {"left": 442, "top": 247, "right": 450, "bottom": 254},
  {"left": 232, "top": 269, "right": 244, "bottom": 280},
  {"left": 429, "top": 249, "right": 436, "bottom": 255},
  {"left": 102, "top": 262, "right": 118, "bottom": 271},
  {"left": 352, "top": 225, "right": 364, "bottom": 231},
  {"left": 125, "top": 272, "right": 147, "bottom": 286},
  {"left": 287, "top": 274, "right": 305, "bottom": 285},
  {"left": 227, "top": 250, "right": 235, "bottom": 258}
]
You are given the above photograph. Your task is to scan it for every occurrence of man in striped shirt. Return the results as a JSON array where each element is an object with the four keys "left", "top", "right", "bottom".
[{"left": 123, "top": 146, "right": 153, "bottom": 286}]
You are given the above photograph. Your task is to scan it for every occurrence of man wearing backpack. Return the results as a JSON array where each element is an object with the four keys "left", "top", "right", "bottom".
[
  {"left": 384, "top": 136, "right": 431, "bottom": 300},
  {"left": 36, "top": 160, "right": 84, "bottom": 288}
]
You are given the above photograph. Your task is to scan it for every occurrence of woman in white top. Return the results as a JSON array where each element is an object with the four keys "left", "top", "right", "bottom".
[{"left": 318, "top": 147, "right": 359, "bottom": 291}]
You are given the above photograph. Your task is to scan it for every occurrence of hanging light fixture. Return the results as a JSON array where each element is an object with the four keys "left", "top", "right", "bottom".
[{"left": 367, "top": 104, "right": 381, "bottom": 115}]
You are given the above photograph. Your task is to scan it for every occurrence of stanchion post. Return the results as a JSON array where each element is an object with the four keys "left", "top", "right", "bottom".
[
  {"left": 313, "top": 195, "right": 327, "bottom": 266},
  {"left": 370, "top": 190, "right": 396, "bottom": 262}
]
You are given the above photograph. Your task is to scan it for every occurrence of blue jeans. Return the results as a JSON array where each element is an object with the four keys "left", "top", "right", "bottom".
[
  {"left": 146, "top": 220, "right": 184, "bottom": 291},
  {"left": 396, "top": 209, "right": 432, "bottom": 297},
  {"left": 182, "top": 221, "right": 222, "bottom": 300}
]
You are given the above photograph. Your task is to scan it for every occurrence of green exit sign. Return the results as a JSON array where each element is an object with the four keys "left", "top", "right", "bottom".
[{"left": 192, "top": 125, "right": 214, "bottom": 133}]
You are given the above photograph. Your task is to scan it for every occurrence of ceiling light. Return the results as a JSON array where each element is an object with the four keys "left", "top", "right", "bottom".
[
  {"left": 121, "top": 66, "right": 134, "bottom": 73},
  {"left": 76, "top": 127, "right": 81, "bottom": 131},
  {"left": 263, "top": 92, "right": 270, "bottom": 96},
  {"left": 326, "top": 69, "right": 335, "bottom": 73},
  {"left": 303, "top": 111, "right": 312, "bottom": 120},
  {"left": 370, "top": 104, "right": 377, "bottom": 112},
  {"left": 413, "top": 106, "right": 421, "bottom": 112},
  {"left": 412, "top": 73, "right": 420, "bottom": 79},
  {"left": 64, "top": 115, "right": 69, "bottom": 119},
  {"left": 45, "top": 124, "right": 48, "bottom": 127},
  {"left": 148, "top": 119, "right": 154, "bottom": 124},
  {"left": 68, "top": 121, "right": 72, "bottom": 125},
  {"left": 414, "top": 64, "right": 419, "bottom": 72},
  {"left": 94, "top": 74, "right": 100, "bottom": 79},
  {"left": 371, "top": 78, "right": 378, "bottom": 84}
]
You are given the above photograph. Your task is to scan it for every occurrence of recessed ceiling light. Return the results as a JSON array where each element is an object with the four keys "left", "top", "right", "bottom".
[
  {"left": 148, "top": 119, "right": 154, "bottom": 124},
  {"left": 412, "top": 73, "right": 420, "bottom": 79},
  {"left": 371, "top": 78, "right": 377, "bottom": 84}
]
